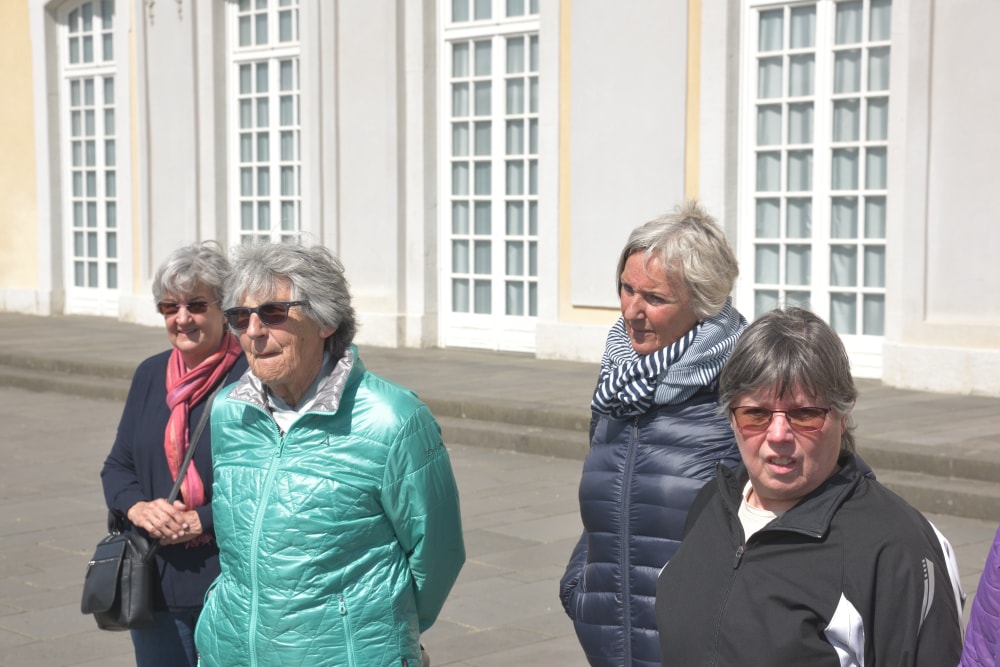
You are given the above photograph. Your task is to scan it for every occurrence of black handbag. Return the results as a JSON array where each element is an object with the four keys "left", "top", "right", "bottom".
[{"left": 81, "top": 383, "right": 222, "bottom": 631}]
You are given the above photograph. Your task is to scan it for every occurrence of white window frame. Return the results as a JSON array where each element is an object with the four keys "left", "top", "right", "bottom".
[
  {"left": 227, "top": 0, "right": 303, "bottom": 245},
  {"left": 736, "top": 0, "right": 891, "bottom": 378},
  {"left": 439, "top": 0, "right": 541, "bottom": 352},
  {"left": 59, "top": 0, "right": 121, "bottom": 316}
]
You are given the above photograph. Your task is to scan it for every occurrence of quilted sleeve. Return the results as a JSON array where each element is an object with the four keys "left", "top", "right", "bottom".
[
  {"left": 381, "top": 405, "right": 466, "bottom": 632},
  {"left": 960, "top": 524, "right": 1000, "bottom": 667}
]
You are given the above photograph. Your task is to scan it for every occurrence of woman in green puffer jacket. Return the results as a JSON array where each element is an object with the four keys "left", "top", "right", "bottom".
[{"left": 194, "top": 242, "right": 465, "bottom": 667}]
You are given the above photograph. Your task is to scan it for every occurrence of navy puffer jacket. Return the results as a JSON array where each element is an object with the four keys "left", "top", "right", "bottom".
[{"left": 559, "top": 388, "right": 739, "bottom": 667}]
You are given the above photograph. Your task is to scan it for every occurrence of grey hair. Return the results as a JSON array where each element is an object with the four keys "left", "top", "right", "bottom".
[
  {"left": 152, "top": 241, "right": 230, "bottom": 304},
  {"left": 615, "top": 200, "right": 739, "bottom": 320},
  {"left": 718, "top": 307, "right": 858, "bottom": 454},
  {"left": 223, "top": 242, "right": 357, "bottom": 359}
]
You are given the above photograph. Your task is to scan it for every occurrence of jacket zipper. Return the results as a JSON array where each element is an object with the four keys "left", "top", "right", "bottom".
[
  {"left": 246, "top": 416, "right": 286, "bottom": 667},
  {"left": 339, "top": 595, "right": 358, "bottom": 667},
  {"left": 619, "top": 417, "right": 640, "bottom": 665}
]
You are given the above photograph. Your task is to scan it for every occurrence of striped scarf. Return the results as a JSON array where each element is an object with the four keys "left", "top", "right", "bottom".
[{"left": 592, "top": 298, "right": 747, "bottom": 418}]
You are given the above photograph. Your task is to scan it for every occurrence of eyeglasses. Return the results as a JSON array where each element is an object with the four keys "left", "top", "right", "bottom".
[
  {"left": 157, "top": 301, "right": 217, "bottom": 316},
  {"left": 223, "top": 301, "right": 309, "bottom": 330},
  {"left": 729, "top": 406, "right": 832, "bottom": 433}
]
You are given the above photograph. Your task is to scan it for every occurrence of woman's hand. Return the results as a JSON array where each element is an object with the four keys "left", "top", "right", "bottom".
[{"left": 126, "top": 499, "right": 203, "bottom": 545}]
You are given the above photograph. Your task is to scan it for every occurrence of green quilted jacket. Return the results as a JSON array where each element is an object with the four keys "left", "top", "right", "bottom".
[{"left": 195, "top": 347, "right": 465, "bottom": 667}]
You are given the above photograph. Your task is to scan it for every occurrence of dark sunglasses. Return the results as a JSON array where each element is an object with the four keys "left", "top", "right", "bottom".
[
  {"left": 223, "top": 301, "right": 309, "bottom": 330},
  {"left": 157, "top": 301, "right": 216, "bottom": 316},
  {"left": 729, "top": 406, "right": 832, "bottom": 433}
]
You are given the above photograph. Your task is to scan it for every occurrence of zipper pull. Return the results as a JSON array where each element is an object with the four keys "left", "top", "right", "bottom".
[
  {"left": 732, "top": 544, "right": 746, "bottom": 569},
  {"left": 339, "top": 595, "right": 347, "bottom": 615}
]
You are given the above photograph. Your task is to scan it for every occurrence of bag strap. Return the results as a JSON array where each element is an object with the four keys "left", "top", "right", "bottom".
[
  {"left": 108, "top": 380, "right": 227, "bottom": 536},
  {"left": 166, "top": 380, "right": 226, "bottom": 504}
]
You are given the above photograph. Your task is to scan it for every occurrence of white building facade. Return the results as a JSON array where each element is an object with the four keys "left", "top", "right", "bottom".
[{"left": 9, "top": 0, "right": 1000, "bottom": 396}]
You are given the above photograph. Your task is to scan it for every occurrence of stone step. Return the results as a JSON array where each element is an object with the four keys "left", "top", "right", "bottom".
[
  {"left": 0, "top": 364, "right": 130, "bottom": 402},
  {"left": 437, "top": 413, "right": 1000, "bottom": 521},
  {"left": 2, "top": 360, "right": 995, "bottom": 520}
]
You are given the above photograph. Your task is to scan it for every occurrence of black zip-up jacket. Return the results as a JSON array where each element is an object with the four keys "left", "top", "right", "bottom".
[{"left": 655, "top": 455, "right": 963, "bottom": 666}]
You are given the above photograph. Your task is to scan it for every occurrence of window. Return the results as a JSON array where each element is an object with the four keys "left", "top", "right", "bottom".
[
  {"left": 443, "top": 0, "right": 540, "bottom": 350},
  {"left": 743, "top": 0, "right": 891, "bottom": 341},
  {"left": 230, "top": 0, "right": 301, "bottom": 244},
  {"left": 63, "top": 0, "right": 119, "bottom": 296}
]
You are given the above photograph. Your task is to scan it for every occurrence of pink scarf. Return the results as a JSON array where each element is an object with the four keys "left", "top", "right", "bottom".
[{"left": 164, "top": 333, "right": 242, "bottom": 511}]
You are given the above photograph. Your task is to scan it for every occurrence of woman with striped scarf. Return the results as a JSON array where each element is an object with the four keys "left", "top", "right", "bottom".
[{"left": 559, "top": 201, "right": 747, "bottom": 667}]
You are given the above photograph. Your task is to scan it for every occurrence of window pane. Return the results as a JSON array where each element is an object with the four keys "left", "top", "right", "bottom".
[
  {"left": 506, "top": 282, "right": 524, "bottom": 315},
  {"left": 506, "top": 119, "right": 524, "bottom": 154},
  {"left": 866, "top": 147, "right": 887, "bottom": 189},
  {"left": 788, "top": 103, "right": 813, "bottom": 144},
  {"left": 870, "top": 0, "right": 892, "bottom": 41},
  {"left": 787, "top": 150, "right": 812, "bottom": 191},
  {"left": 474, "top": 161, "right": 491, "bottom": 195},
  {"left": 788, "top": 54, "right": 814, "bottom": 96},
  {"left": 474, "top": 241, "right": 491, "bottom": 273},
  {"left": 830, "top": 245, "right": 857, "bottom": 286},
  {"left": 474, "top": 280, "right": 491, "bottom": 314},
  {"left": 474, "top": 82, "right": 491, "bottom": 115},
  {"left": 756, "top": 199, "right": 780, "bottom": 236},
  {"left": 863, "top": 294, "right": 885, "bottom": 335},
  {"left": 452, "top": 83, "right": 469, "bottom": 116},
  {"left": 452, "top": 123, "right": 469, "bottom": 156},
  {"left": 451, "top": 162, "right": 469, "bottom": 195},
  {"left": 506, "top": 242, "right": 524, "bottom": 275},
  {"left": 835, "top": 1, "right": 863, "bottom": 45},
  {"left": 790, "top": 5, "right": 816, "bottom": 48},
  {"left": 755, "top": 290, "right": 779, "bottom": 318},
  {"left": 787, "top": 199, "right": 812, "bottom": 238},
  {"left": 452, "top": 42, "right": 469, "bottom": 77},
  {"left": 756, "top": 152, "right": 781, "bottom": 191},
  {"left": 833, "top": 99, "right": 860, "bottom": 141},
  {"left": 507, "top": 79, "right": 524, "bottom": 114},
  {"left": 506, "top": 202, "right": 524, "bottom": 234},
  {"left": 452, "top": 0, "right": 469, "bottom": 23},
  {"left": 758, "top": 57, "right": 782, "bottom": 99},
  {"left": 452, "top": 279, "right": 470, "bottom": 313},
  {"left": 474, "top": 41, "right": 491, "bottom": 76},
  {"left": 452, "top": 201, "right": 469, "bottom": 234},
  {"left": 452, "top": 240, "right": 469, "bottom": 272},
  {"left": 865, "top": 196, "right": 886, "bottom": 238},
  {"left": 755, "top": 245, "right": 780, "bottom": 283},
  {"left": 831, "top": 197, "right": 859, "bottom": 238},
  {"left": 759, "top": 10, "right": 783, "bottom": 51},
  {"left": 506, "top": 161, "right": 523, "bottom": 195},
  {"left": 474, "top": 0, "right": 491, "bottom": 21},
  {"left": 867, "top": 98, "right": 889, "bottom": 141},
  {"left": 830, "top": 293, "right": 857, "bottom": 334},
  {"left": 864, "top": 246, "right": 885, "bottom": 287},
  {"left": 506, "top": 0, "right": 525, "bottom": 18},
  {"left": 834, "top": 50, "right": 861, "bottom": 93},
  {"left": 474, "top": 121, "right": 491, "bottom": 155},
  {"left": 831, "top": 148, "right": 858, "bottom": 190},
  {"left": 474, "top": 201, "right": 491, "bottom": 234},
  {"left": 757, "top": 105, "right": 781, "bottom": 145},
  {"left": 507, "top": 37, "right": 525, "bottom": 74},
  {"left": 786, "top": 245, "right": 811, "bottom": 285},
  {"left": 868, "top": 47, "right": 891, "bottom": 91}
]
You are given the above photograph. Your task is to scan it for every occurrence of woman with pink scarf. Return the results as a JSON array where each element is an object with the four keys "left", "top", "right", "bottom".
[{"left": 101, "top": 242, "right": 247, "bottom": 667}]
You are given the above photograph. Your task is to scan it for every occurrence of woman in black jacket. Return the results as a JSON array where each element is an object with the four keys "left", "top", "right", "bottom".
[
  {"left": 559, "top": 201, "right": 747, "bottom": 667},
  {"left": 101, "top": 242, "right": 247, "bottom": 667}
]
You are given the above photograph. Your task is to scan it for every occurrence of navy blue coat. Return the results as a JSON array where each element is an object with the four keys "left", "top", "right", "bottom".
[
  {"left": 101, "top": 349, "right": 248, "bottom": 611},
  {"left": 560, "top": 388, "right": 740, "bottom": 667}
]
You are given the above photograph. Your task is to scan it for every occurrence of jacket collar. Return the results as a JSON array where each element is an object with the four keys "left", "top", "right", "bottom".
[
  {"left": 228, "top": 345, "right": 363, "bottom": 415},
  {"left": 718, "top": 453, "right": 863, "bottom": 539}
]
